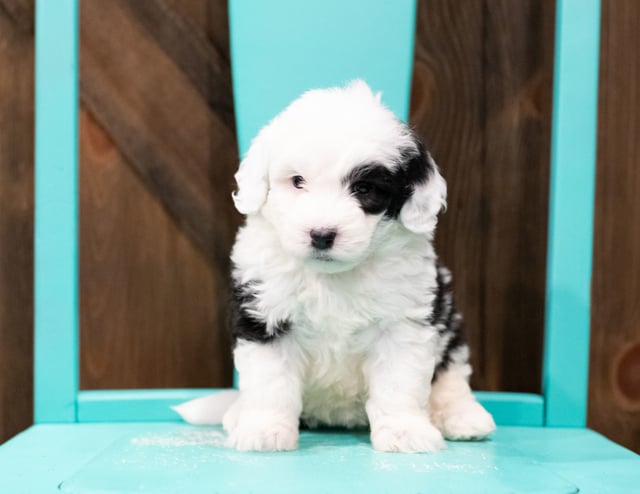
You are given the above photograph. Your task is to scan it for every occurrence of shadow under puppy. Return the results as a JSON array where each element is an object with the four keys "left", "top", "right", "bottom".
[{"left": 177, "top": 80, "right": 495, "bottom": 452}]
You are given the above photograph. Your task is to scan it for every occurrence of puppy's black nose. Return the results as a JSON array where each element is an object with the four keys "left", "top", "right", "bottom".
[{"left": 310, "top": 229, "right": 337, "bottom": 250}]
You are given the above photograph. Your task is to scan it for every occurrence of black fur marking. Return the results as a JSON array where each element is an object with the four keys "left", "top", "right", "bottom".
[
  {"left": 386, "top": 138, "right": 437, "bottom": 218},
  {"left": 231, "top": 280, "right": 291, "bottom": 344},
  {"left": 428, "top": 262, "right": 468, "bottom": 377},
  {"left": 342, "top": 133, "right": 436, "bottom": 218},
  {"left": 343, "top": 164, "right": 396, "bottom": 215}
]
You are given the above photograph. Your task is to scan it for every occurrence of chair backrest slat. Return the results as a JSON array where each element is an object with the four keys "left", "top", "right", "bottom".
[
  {"left": 543, "top": 0, "right": 601, "bottom": 427},
  {"left": 34, "top": 0, "right": 79, "bottom": 424},
  {"left": 229, "top": 0, "right": 418, "bottom": 155}
]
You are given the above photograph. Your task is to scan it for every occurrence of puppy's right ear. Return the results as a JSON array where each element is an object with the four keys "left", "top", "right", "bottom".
[
  {"left": 232, "top": 140, "right": 269, "bottom": 215},
  {"left": 398, "top": 139, "right": 447, "bottom": 235}
]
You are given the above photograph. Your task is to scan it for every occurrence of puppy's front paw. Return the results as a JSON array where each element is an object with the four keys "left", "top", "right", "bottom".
[
  {"left": 370, "top": 413, "right": 445, "bottom": 453},
  {"left": 435, "top": 400, "right": 496, "bottom": 441},
  {"left": 224, "top": 409, "right": 299, "bottom": 452}
]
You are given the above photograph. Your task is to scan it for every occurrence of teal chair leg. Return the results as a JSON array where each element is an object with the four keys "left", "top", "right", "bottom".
[{"left": 34, "top": 0, "right": 79, "bottom": 424}]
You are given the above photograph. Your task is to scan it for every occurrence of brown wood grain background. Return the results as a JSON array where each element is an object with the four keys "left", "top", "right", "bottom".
[
  {"left": 0, "top": 0, "right": 638, "bottom": 452},
  {"left": 410, "top": 0, "right": 555, "bottom": 394},
  {"left": 78, "top": 0, "right": 239, "bottom": 390},
  {"left": 0, "top": 0, "right": 34, "bottom": 446},
  {"left": 589, "top": 0, "right": 640, "bottom": 453}
]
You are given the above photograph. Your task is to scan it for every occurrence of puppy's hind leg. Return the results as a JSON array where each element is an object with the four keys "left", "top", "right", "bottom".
[{"left": 429, "top": 360, "right": 496, "bottom": 441}]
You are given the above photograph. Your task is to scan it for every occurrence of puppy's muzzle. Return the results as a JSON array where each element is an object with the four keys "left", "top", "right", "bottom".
[{"left": 310, "top": 229, "right": 337, "bottom": 250}]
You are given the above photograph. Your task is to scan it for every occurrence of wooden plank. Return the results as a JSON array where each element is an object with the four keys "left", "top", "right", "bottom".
[
  {"left": 411, "top": 0, "right": 554, "bottom": 392},
  {"left": 0, "top": 9, "right": 34, "bottom": 442},
  {"left": 0, "top": 0, "right": 33, "bottom": 33},
  {"left": 410, "top": 0, "right": 487, "bottom": 389},
  {"left": 590, "top": 0, "right": 640, "bottom": 453},
  {"left": 162, "top": 0, "right": 231, "bottom": 62},
  {"left": 410, "top": 0, "right": 553, "bottom": 393},
  {"left": 73, "top": 389, "right": 543, "bottom": 426},
  {"left": 7, "top": 424, "right": 637, "bottom": 494},
  {"left": 117, "top": 0, "right": 235, "bottom": 131},
  {"left": 77, "top": 389, "right": 225, "bottom": 422},
  {"left": 543, "top": 0, "right": 601, "bottom": 427},
  {"left": 79, "top": 109, "right": 233, "bottom": 389},
  {"left": 34, "top": 0, "right": 80, "bottom": 424},
  {"left": 483, "top": 0, "right": 554, "bottom": 393},
  {"left": 80, "top": 0, "right": 240, "bottom": 269},
  {"left": 79, "top": 0, "right": 237, "bottom": 391}
]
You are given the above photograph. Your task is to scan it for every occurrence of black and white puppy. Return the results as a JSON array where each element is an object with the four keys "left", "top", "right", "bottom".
[{"left": 177, "top": 80, "right": 495, "bottom": 452}]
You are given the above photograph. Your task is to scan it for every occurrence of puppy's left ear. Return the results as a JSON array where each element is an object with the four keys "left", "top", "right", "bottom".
[
  {"left": 399, "top": 140, "right": 447, "bottom": 234},
  {"left": 232, "top": 139, "right": 269, "bottom": 215}
]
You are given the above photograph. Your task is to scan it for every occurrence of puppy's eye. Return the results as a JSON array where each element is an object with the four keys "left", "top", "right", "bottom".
[
  {"left": 291, "top": 175, "right": 305, "bottom": 189},
  {"left": 352, "top": 181, "right": 373, "bottom": 195}
]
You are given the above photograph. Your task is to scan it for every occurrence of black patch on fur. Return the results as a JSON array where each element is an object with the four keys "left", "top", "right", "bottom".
[
  {"left": 428, "top": 262, "right": 468, "bottom": 377},
  {"left": 343, "top": 164, "right": 396, "bottom": 215},
  {"left": 342, "top": 133, "right": 436, "bottom": 218},
  {"left": 231, "top": 279, "right": 291, "bottom": 344}
]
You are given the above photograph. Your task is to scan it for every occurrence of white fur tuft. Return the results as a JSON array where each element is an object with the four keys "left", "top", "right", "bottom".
[
  {"left": 232, "top": 139, "right": 269, "bottom": 215},
  {"left": 172, "top": 390, "right": 239, "bottom": 425},
  {"left": 400, "top": 154, "right": 448, "bottom": 234}
]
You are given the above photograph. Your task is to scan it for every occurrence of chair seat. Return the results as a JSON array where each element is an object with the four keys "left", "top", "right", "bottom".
[{"left": 1, "top": 423, "right": 637, "bottom": 493}]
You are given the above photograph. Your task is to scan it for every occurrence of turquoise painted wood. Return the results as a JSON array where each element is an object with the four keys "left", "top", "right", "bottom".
[
  {"left": 1, "top": 423, "right": 638, "bottom": 493},
  {"left": 77, "top": 390, "right": 217, "bottom": 423},
  {"left": 543, "top": 0, "right": 601, "bottom": 427},
  {"left": 34, "top": 0, "right": 79, "bottom": 424},
  {"left": 475, "top": 392, "right": 544, "bottom": 427},
  {"left": 75, "top": 390, "right": 544, "bottom": 426},
  {"left": 229, "top": 0, "right": 417, "bottom": 155}
]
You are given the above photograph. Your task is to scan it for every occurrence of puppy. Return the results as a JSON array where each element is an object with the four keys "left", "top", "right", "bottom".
[{"left": 178, "top": 80, "right": 495, "bottom": 452}]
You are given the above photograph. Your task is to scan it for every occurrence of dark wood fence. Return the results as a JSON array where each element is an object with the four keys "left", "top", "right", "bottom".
[
  {"left": 590, "top": 0, "right": 640, "bottom": 452},
  {"left": 410, "top": 0, "right": 555, "bottom": 394},
  {"left": 78, "top": 0, "right": 238, "bottom": 390},
  {"left": 0, "top": 0, "right": 638, "bottom": 453},
  {"left": 0, "top": 0, "right": 34, "bottom": 447}
]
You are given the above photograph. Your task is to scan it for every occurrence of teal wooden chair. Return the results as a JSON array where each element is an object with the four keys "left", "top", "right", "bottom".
[{"left": 0, "top": 0, "right": 638, "bottom": 492}]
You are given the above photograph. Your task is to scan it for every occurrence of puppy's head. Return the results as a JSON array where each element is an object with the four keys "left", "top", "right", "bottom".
[{"left": 233, "top": 80, "right": 446, "bottom": 273}]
